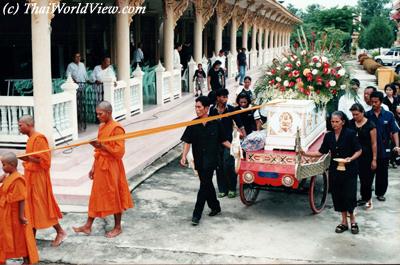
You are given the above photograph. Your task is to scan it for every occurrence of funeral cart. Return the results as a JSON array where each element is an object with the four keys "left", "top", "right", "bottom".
[{"left": 235, "top": 100, "right": 330, "bottom": 214}]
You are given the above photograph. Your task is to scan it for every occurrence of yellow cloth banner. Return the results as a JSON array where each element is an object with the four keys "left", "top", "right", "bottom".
[{"left": 13, "top": 99, "right": 284, "bottom": 158}]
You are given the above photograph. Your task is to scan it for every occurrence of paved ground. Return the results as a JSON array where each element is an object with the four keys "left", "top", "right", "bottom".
[{"left": 31, "top": 145, "right": 400, "bottom": 264}]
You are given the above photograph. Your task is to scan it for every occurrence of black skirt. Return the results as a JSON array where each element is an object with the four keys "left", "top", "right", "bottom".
[{"left": 330, "top": 169, "right": 357, "bottom": 213}]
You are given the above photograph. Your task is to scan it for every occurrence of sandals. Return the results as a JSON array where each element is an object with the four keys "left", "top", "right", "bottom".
[
  {"left": 351, "top": 223, "right": 359, "bottom": 234},
  {"left": 335, "top": 224, "right": 348, "bottom": 233}
]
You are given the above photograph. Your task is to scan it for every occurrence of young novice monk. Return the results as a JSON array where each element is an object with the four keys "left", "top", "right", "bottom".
[{"left": 0, "top": 152, "right": 39, "bottom": 264}]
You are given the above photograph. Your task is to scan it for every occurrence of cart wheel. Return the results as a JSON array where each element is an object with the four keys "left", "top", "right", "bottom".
[
  {"left": 240, "top": 183, "right": 260, "bottom": 206},
  {"left": 308, "top": 171, "right": 328, "bottom": 214}
]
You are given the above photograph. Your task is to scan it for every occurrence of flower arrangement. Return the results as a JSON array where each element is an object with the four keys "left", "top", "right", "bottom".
[{"left": 255, "top": 48, "right": 349, "bottom": 110}]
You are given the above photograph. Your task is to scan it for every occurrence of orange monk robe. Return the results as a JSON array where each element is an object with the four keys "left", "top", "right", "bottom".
[
  {"left": 0, "top": 172, "right": 39, "bottom": 264},
  {"left": 23, "top": 132, "right": 62, "bottom": 229},
  {"left": 88, "top": 120, "right": 134, "bottom": 218}
]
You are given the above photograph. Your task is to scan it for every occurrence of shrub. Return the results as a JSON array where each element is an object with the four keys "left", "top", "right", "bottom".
[{"left": 363, "top": 58, "right": 382, "bottom": 74}]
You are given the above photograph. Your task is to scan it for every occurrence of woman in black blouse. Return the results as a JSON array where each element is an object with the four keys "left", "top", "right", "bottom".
[
  {"left": 383, "top": 83, "right": 400, "bottom": 114},
  {"left": 234, "top": 93, "right": 256, "bottom": 135},
  {"left": 301, "top": 111, "right": 362, "bottom": 234},
  {"left": 348, "top": 103, "right": 377, "bottom": 210}
]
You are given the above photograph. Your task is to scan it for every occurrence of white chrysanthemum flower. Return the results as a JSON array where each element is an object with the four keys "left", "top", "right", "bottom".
[
  {"left": 329, "top": 80, "right": 336, "bottom": 87},
  {"left": 316, "top": 62, "right": 322, "bottom": 68},
  {"left": 276, "top": 77, "right": 282, "bottom": 82},
  {"left": 284, "top": 67, "right": 290, "bottom": 71},
  {"left": 321, "top": 56, "right": 328, "bottom": 63},
  {"left": 296, "top": 61, "right": 301, "bottom": 67},
  {"left": 277, "top": 67, "right": 281, "bottom": 71},
  {"left": 301, "top": 50, "right": 307, "bottom": 55},
  {"left": 340, "top": 84, "right": 346, "bottom": 90},
  {"left": 312, "top": 69, "right": 318, "bottom": 75},
  {"left": 282, "top": 57, "right": 288, "bottom": 63},
  {"left": 338, "top": 69, "right": 346, "bottom": 76},
  {"left": 309, "top": 62, "right": 314, "bottom": 66},
  {"left": 267, "top": 71, "right": 272, "bottom": 75},
  {"left": 336, "top": 63, "right": 342, "bottom": 68},
  {"left": 283, "top": 80, "right": 289, "bottom": 87}
]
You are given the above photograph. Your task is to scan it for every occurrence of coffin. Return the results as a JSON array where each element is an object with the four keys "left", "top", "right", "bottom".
[{"left": 263, "top": 99, "right": 326, "bottom": 151}]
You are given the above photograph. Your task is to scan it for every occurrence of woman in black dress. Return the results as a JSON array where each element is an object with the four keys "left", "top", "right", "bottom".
[
  {"left": 348, "top": 103, "right": 377, "bottom": 210},
  {"left": 383, "top": 83, "right": 400, "bottom": 168},
  {"left": 301, "top": 111, "right": 362, "bottom": 234}
]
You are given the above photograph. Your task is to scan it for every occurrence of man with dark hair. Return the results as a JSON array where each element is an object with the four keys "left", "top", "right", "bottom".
[
  {"left": 363, "top": 86, "right": 388, "bottom": 112},
  {"left": 207, "top": 60, "right": 225, "bottom": 91},
  {"left": 236, "top": 76, "right": 255, "bottom": 103},
  {"left": 235, "top": 48, "right": 247, "bottom": 85},
  {"left": 365, "top": 91, "right": 400, "bottom": 201},
  {"left": 66, "top": 52, "right": 88, "bottom": 83},
  {"left": 180, "top": 96, "right": 231, "bottom": 226},
  {"left": 210, "top": 89, "right": 245, "bottom": 198}
]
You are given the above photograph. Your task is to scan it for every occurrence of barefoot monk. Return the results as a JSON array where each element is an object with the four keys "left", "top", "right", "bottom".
[{"left": 73, "top": 101, "right": 133, "bottom": 238}]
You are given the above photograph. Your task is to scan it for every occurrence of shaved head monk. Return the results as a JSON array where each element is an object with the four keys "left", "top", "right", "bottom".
[
  {"left": 0, "top": 152, "right": 39, "bottom": 264},
  {"left": 18, "top": 115, "right": 66, "bottom": 247},
  {"left": 73, "top": 101, "right": 133, "bottom": 238}
]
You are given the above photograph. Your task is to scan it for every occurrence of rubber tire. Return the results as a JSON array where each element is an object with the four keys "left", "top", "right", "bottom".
[
  {"left": 239, "top": 183, "right": 260, "bottom": 206},
  {"left": 376, "top": 59, "right": 383, "bottom": 65},
  {"left": 308, "top": 172, "right": 328, "bottom": 214}
]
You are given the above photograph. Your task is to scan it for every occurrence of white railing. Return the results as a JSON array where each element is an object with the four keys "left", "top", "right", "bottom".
[
  {"left": 103, "top": 76, "right": 127, "bottom": 121},
  {"left": 129, "top": 68, "right": 143, "bottom": 115},
  {"left": 250, "top": 50, "right": 257, "bottom": 71},
  {"left": 172, "top": 68, "right": 182, "bottom": 99},
  {"left": 258, "top": 49, "right": 263, "bottom": 66},
  {"left": 0, "top": 89, "right": 78, "bottom": 148},
  {"left": 227, "top": 52, "right": 238, "bottom": 79}
]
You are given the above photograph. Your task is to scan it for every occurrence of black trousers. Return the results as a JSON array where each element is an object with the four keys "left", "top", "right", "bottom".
[
  {"left": 216, "top": 147, "right": 237, "bottom": 194},
  {"left": 193, "top": 168, "right": 221, "bottom": 220},
  {"left": 375, "top": 158, "right": 389, "bottom": 197},
  {"left": 358, "top": 156, "right": 375, "bottom": 201}
]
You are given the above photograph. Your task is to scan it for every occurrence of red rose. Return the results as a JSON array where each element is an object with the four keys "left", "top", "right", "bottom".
[
  {"left": 325, "top": 81, "right": 330, "bottom": 88},
  {"left": 289, "top": 81, "right": 295, "bottom": 87},
  {"left": 307, "top": 73, "right": 313, "bottom": 81},
  {"left": 280, "top": 86, "right": 286, "bottom": 91},
  {"left": 296, "top": 77, "right": 302, "bottom": 83},
  {"left": 332, "top": 89, "right": 337, "bottom": 95},
  {"left": 271, "top": 69, "right": 276, "bottom": 74},
  {"left": 323, "top": 63, "right": 330, "bottom": 69},
  {"left": 293, "top": 70, "right": 300, "bottom": 77},
  {"left": 323, "top": 68, "right": 329, "bottom": 75},
  {"left": 305, "top": 90, "right": 310, "bottom": 96},
  {"left": 330, "top": 68, "right": 336, "bottom": 75},
  {"left": 336, "top": 74, "right": 341, "bottom": 79},
  {"left": 316, "top": 76, "right": 323, "bottom": 85},
  {"left": 269, "top": 79, "right": 275, "bottom": 84},
  {"left": 316, "top": 90, "right": 320, "bottom": 95},
  {"left": 288, "top": 72, "right": 293, "bottom": 78},
  {"left": 312, "top": 57, "right": 319, "bottom": 63},
  {"left": 286, "top": 63, "right": 293, "bottom": 68}
]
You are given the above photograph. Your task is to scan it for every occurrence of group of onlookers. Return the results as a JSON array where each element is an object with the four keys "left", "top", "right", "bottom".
[
  {"left": 66, "top": 52, "right": 116, "bottom": 84},
  {"left": 302, "top": 79, "right": 400, "bottom": 234}
]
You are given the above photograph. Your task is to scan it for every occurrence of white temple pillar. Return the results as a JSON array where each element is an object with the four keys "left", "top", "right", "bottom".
[
  {"left": 116, "top": 0, "right": 131, "bottom": 117},
  {"left": 230, "top": 17, "right": 237, "bottom": 55},
  {"left": 242, "top": 21, "right": 248, "bottom": 50},
  {"left": 31, "top": 0, "right": 55, "bottom": 145},
  {"left": 215, "top": 14, "right": 223, "bottom": 54},
  {"left": 163, "top": 5, "right": 175, "bottom": 71},
  {"left": 194, "top": 7, "right": 203, "bottom": 63}
]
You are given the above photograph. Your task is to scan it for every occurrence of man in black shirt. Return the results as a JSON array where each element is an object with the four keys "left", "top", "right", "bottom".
[
  {"left": 235, "top": 48, "right": 247, "bottom": 85},
  {"left": 209, "top": 89, "right": 245, "bottom": 198},
  {"left": 207, "top": 60, "right": 225, "bottom": 91},
  {"left": 181, "top": 96, "right": 231, "bottom": 226}
]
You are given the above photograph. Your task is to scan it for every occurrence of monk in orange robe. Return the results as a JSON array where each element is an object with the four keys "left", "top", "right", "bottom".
[
  {"left": 73, "top": 101, "right": 134, "bottom": 238},
  {"left": 18, "top": 115, "right": 66, "bottom": 247},
  {"left": 0, "top": 152, "right": 39, "bottom": 264}
]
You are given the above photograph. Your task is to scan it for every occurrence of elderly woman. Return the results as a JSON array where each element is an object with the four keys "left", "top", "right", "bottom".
[
  {"left": 301, "top": 111, "right": 362, "bottom": 234},
  {"left": 348, "top": 103, "right": 377, "bottom": 210}
]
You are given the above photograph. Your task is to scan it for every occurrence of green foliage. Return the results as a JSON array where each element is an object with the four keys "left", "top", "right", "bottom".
[
  {"left": 290, "top": 6, "right": 354, "bottom": 52},
  {"left": 357, "top": 0, "right": 391, "bottom": 26},
  {"left": 371, "top": 50, "right": 380, "bottom": 58},
  {"left": 359, "top": 16, "right": 395, "bottom": 49}
]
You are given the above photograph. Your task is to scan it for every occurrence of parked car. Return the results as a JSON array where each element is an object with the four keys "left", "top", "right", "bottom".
[
  {"left": 393, "top": 61, "right": 400, "bottom": 74},
  {"left": 375, "top": 48, "right": 400, "bottom": 66}
]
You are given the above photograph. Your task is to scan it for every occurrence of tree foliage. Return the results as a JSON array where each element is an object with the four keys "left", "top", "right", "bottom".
[
  {"left": 357, "top": 0, "right": 391, "bottom": 26},
  {"left": 359, "top": 16, "right": 395, "bottom": 49}
]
